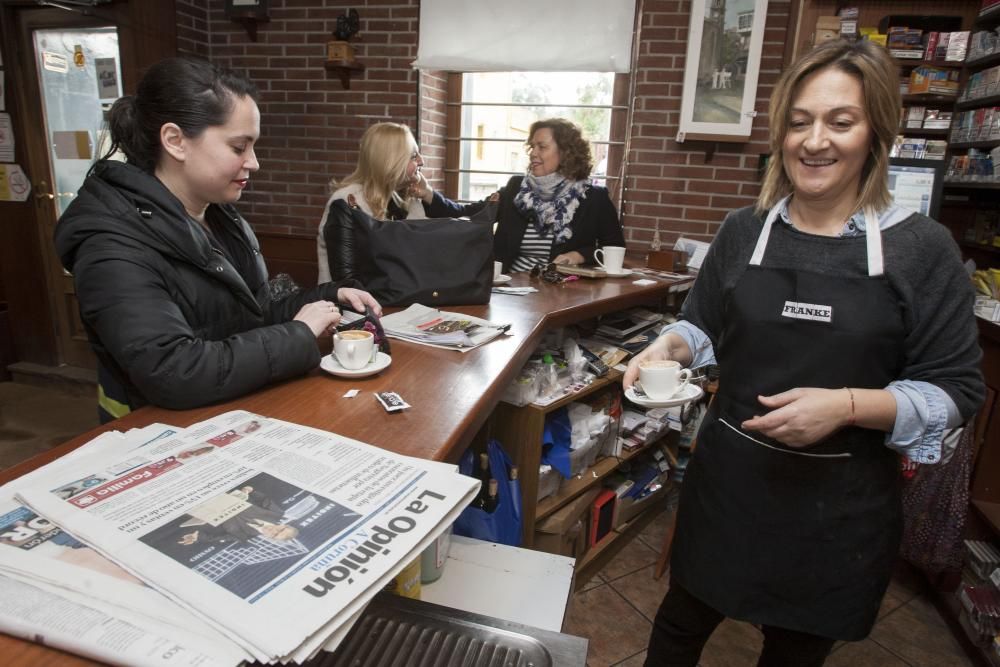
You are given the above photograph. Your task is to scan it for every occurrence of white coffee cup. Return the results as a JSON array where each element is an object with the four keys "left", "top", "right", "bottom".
[
  {"left": 595, "top": 246, "right": 626, "bottom": 273},
  {"left": 494, "top": 260, "right": 503, "bottom": 281},
  {"left": 333, "top": 330, "right": 375, "bottom": 370},
  {"left": 638, "top": 359, "right": 692, "bottom": 400}
]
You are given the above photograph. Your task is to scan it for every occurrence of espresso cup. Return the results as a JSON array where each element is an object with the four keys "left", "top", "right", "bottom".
[
  {"left": 333, "top": 330, "right": 375, "bottom": 370},
  {"left": 494, "top": 261, "right": 503, "bottom": 281},
  {"left": 595, "top": 246, "right": 626, "bottom": 273},
  {"left": 638, "top": 359, "right": 692, "bottom": 400}
]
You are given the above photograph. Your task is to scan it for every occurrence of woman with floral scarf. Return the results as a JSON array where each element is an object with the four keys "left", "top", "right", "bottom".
[{"left": 416, "top": 118, "right": 625, "bottom": 273}]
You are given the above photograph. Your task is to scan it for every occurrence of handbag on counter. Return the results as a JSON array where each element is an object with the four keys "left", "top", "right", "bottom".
[{"left": 333, "top": 199, "right": 494, "bottom": 307}]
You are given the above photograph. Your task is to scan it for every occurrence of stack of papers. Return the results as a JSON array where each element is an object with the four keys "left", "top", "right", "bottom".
[
  {"left": 379, "top": 304, "right": 510, "bottom": 352},
  {"left": 2, "top": 411, "right": 478, "bottom": 665},
  {"left": 595, "top": 307, "right": 663, "bottom": 340}
]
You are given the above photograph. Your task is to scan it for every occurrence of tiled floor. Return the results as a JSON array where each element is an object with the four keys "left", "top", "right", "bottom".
[
  {"left": 0, "top": 382, "right": 98, "bottom": 471},
  {"left": 563, "top": 507, "right": 977, "bottom": 667}
]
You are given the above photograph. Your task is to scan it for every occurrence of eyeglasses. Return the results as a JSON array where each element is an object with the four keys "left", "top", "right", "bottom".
[{"left": 530, "top": 262, "right": 564, "bottom": 284}]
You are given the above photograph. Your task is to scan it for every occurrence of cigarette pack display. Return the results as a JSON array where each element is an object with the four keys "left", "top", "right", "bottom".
[{"left": 946, "top": 31, "right": 970, "bottom": 61}]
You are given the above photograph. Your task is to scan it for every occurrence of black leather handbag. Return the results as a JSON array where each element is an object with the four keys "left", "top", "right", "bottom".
[{"left": 333, "top": 199, "right": 494, "bottom": 307}]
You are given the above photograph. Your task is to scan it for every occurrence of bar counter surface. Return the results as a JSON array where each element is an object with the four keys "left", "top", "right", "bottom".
[{"left": 0, "top": 269, "right": 692, "bottom": 666}]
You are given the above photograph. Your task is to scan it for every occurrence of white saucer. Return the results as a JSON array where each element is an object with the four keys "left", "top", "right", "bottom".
[
  {"left": 493, "top": 274, "right": 512, "bottom": 285},
  {"left": 603, "top": 268, "right": 633, "bottom": 277},
  {"left": 320, "top": 351, "right": 392, "bottom": 378},
  {"left": 625, "top": 382, "right": 703, "bottom": 408}
]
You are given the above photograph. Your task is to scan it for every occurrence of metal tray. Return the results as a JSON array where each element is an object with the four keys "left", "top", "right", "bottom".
[{"left": 316, "top": 592, "right": 587, "bottom": 666}]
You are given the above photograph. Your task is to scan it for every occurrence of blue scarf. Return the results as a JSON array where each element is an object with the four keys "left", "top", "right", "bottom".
[{"left": 513, "top": 173, "right": 589, "bottom": 244}]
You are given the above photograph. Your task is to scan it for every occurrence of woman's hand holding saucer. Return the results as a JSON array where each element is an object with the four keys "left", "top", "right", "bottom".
[
  {"left": 295, "top": 300, "right": 341, "bottom": 337},
  {"left": 741, "top": 387, "right": 851, "bottom": 448},
  {"left": 623, "top": 332, "right": 694, "bottom": 390},
  {"left": 337, "top": 287, "right": 382, "bottom": 317}
]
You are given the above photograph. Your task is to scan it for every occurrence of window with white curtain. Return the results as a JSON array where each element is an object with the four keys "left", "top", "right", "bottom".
[{"left": 448, "top": 71, "right": 625, "bottom": 202}]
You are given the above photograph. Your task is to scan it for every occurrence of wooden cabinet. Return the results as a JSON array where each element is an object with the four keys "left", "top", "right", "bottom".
[
  {"left": 489, "top": 369, "right": 676, "bottom": 584},
  {"left": 940, "top": 5, "right": 1000, "bottom": 262}
]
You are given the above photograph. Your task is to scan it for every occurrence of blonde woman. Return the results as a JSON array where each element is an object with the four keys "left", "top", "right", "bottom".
[
  {"left": 317, "top": 122, "right": 427, "bottom": 283},
  {"left": 623, "top": 39, "right": 983, "bottom": 665}
]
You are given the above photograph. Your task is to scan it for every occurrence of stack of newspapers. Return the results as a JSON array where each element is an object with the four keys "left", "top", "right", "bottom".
[{"left": 0, "top": 410, "right": 478, "bottom": 666}]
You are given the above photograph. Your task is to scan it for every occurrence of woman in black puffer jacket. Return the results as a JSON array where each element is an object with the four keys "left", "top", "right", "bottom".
[{"left": 54, "top": 57, "right": 380, "bottom": 422}]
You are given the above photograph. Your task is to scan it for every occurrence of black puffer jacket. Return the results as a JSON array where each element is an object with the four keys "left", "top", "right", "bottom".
[{"left": 54, "top": 161, "right": 348, "bottom": 414}]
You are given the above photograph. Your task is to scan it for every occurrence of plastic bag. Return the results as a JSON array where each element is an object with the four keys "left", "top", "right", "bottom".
[
  {"left": 541, "top": 407, "right": 573, "bottom": 478},
  {"left": 453, "top": 440, "right": 522, "bottom": 546}
]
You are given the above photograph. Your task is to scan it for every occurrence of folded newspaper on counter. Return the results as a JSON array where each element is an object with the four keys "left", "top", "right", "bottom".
[
  {"left": 12, "top": 410, "right": 479, "bottom": 664},
  {"left": 0, "top": 426, "right": 252, "bottom": 666},
  {"left": 379, "top": 303, "right": 510, "bottom": 352}
]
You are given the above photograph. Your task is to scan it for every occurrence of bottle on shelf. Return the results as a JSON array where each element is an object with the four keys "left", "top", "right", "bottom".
[
  {"left": 540, "top": 353, "right": 559, "bottom": 397},
  {"left": 483, "top": 478, "right": 499, "bottom": 513},
  {"left": 472, "top": 452, "right": 491, "bottom": 509}
]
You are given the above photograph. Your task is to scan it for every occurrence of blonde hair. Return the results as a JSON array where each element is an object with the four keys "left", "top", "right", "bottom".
[
  {"left": 758, "top": 39, "right": 900, "bottom": 215},
  {"left": 335, "top": 122, "right": 417, "bottom": 218}
]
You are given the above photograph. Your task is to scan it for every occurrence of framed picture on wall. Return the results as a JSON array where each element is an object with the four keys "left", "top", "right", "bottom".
[{"left": 677, "top": 0, "right": 769, "bottom": 143}]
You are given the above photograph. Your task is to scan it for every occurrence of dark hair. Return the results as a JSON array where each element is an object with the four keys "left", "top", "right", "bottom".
[
  {"left": 527, "top": 118, "right": 594, "bottom": 181},
  {"left": 101, "top": 57, "right": 259, "bottom": 171}
]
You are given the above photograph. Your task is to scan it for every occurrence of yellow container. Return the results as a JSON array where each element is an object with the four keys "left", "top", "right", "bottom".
[{"left": 384, "top": 557, "right": 421, "bottom": 599}]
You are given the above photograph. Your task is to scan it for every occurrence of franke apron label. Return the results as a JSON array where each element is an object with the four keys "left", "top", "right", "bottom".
[{"left": 781, "top": 300, "right": 832, "bottom": 322}]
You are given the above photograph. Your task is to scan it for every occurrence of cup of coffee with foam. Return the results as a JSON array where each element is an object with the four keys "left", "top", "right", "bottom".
[
  {"left": 333, "top": 330, "right": 375, "bottom": 370},
  {"left": 638, "top": 359, "right": 692, "bottom": 400}
]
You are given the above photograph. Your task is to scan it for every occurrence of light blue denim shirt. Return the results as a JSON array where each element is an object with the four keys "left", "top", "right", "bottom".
[{"left": 663, "top": 202, "right": 961, "bottom": 463}]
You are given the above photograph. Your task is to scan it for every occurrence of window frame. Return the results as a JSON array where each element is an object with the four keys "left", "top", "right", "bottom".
[{"left": 443, "top": 72, "right": 631, "bottom": 206}]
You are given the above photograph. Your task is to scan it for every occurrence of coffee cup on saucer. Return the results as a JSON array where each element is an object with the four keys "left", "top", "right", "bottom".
[
  {"left": 333, "top": 330, "right": 375, "bottom": 370},
  {"left": 493, "top": 261, "right": 503, "bottom": 281},
  {"left": 595, "top": 246, "right": 626, "bottom": 273},
  {"left": 638, "top": 359, "right": 692, "bottom": 400}
]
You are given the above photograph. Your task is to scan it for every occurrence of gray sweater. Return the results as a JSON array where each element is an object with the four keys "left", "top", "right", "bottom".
[{"left": 681, "top": 206, "right": 984, "bottom": 421}]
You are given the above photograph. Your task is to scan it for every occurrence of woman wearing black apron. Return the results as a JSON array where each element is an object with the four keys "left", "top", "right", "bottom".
[{"left": 624, "top": 40, "right": 984, "bottom": 666}]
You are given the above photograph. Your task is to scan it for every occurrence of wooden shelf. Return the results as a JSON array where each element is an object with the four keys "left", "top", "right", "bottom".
[
  {"left": 944, "top": 181, "right": 1000, "bottom": 190},
  {"left": 574, "top": 497, "right": 668, "bottom": 587},
  {"left": 949, "top": 139, "right": 1000, "bottom": 149},
  {"left": 971, "top": 499, "right": 1000, "bottom": 537},
  {"left": 900, "top": 127, "right": 951, "bottom": 136},
  {"left": 527, "top": 368, "right": 623, "bottom": 414},
  {"left": 324, "top": 60, "right": 365, "bottom": 90},
  {"left": 535, "top": 432, "right": 673, "bottom": 522},
  {"left": 903, "top": 93, "right": 959, "bottom": 105},
  {"left": 976, "top": 3, "right": 1000, "bottom": 30},
  {"left": 956, "top": 94, "right": 1000, "bottom": 110},
  {"left": 895, "top": 58, "right": 963, "bottom": 69},
  {"left": 966, "top": 51, "right": 1000, "bottom": 70},
  {"left": 961, "top": 242, "right": 1000, "bottom": 258}
]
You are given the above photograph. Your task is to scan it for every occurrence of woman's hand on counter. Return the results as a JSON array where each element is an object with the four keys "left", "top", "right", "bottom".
[{"left": 553, "top": 251, "right": 586, "bottom": 265}]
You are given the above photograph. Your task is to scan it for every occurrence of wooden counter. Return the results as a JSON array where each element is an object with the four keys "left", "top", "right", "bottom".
[{"left": 0, "top": 269, "right": 692, "bottom": 665}]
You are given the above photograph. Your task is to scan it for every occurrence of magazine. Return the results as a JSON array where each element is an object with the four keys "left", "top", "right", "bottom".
[{"left": 379, "top": 304, "right": 510, "bottom": 352}]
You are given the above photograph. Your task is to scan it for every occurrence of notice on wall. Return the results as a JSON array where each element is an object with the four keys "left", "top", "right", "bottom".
[
  {"left": 95, "top": 57, "right": 119, "bottom": 100},
  {"left": 0, "top": 113, "right": 13, "bottom": 162},
  {"left": 0, "top": 164, "right": 31, "bottom": 202},
  {"left": 42, "top": 51, "right": 68, "bottom": 74}
]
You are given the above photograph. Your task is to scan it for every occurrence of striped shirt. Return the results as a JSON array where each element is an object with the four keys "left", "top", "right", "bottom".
[{"left": 510, "top": 225, "right": 554, "bottom": 272}]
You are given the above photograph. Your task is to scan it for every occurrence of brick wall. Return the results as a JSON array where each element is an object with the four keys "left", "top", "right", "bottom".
[
  {"left": 623, "top": 0, "right": 793, "bottom": 247},
  {"left": 175, "top": 1, "right": 209, "bottom": 57},
  {"left": 191, "top": 1, "right": 422, "bottom": 236},
  {"left": 418, "top": 70, "right": 449, "bottom": 193},
  {"left": 181, "top": 2, "right": 793, "bottom": 246}
]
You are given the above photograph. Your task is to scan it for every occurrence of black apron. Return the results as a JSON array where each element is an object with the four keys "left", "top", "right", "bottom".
[{"left": 671, "top": 200, "right": 905, "bottom": 641}]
